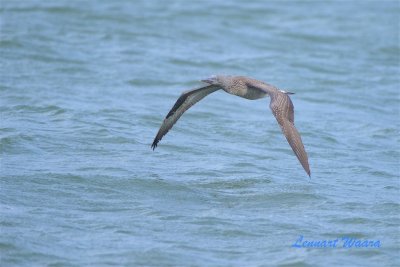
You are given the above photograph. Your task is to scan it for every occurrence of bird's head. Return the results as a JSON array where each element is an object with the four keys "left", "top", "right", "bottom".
[
  {"left": 201, "top": 75, "right": 219, "bottom": 85},
  {"left": 201, "top": 75, "right": 232, "bottom": 87}
]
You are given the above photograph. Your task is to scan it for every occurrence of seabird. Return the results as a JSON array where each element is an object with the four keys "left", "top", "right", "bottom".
[{"left": 151, "top": 75, "right": 311, "bottom": 177}]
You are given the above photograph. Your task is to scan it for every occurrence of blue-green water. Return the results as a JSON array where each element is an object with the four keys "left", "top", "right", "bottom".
[{"left": 1, "top": 0, "right": 399, "bottom": 266}]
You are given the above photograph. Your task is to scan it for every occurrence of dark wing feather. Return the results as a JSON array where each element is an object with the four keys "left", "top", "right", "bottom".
[
  {"left": 269, "top": 92, "right": 311, "bottom": 176},
  {"left": 151, "top": 85, "right": 220, "bottom": 150}
]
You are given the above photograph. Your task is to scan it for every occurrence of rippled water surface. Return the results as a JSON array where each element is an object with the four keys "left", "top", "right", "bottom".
[{"left": 1, "top": 0, "right": 399, "bottom": 266}]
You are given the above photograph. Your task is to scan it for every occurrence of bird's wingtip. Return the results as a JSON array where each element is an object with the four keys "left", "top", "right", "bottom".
[{"left": 151, "top": 142, "right": 158, "bottom": 150}]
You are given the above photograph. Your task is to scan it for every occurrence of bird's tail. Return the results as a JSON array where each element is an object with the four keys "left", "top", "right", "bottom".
[{"left": 279, "top": 90, "right": 295, "bottom": 95}]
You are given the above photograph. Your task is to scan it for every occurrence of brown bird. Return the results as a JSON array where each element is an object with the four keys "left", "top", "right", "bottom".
[{"left": 151, "top": 75, "right": 311, "bottom": 177}]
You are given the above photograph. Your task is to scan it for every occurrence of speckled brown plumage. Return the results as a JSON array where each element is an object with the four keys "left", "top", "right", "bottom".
[{"left": 152, "top": 75, "right": 311, "bottom": 177}]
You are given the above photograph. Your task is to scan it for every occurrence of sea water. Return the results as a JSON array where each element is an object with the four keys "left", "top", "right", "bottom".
[{"left": 1, "top": 1, "right": 399, "bottom": 266}]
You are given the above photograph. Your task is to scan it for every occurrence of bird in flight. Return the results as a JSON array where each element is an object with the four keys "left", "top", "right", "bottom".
[{"left": 151, "top": 75, "right": 311, "bottom": 177}]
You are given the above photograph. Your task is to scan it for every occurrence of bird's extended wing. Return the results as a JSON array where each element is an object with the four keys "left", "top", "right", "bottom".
[
  {"left": 269, "top": 92, "right": 311, "bottom": 176},
  {"left": 151, "top": 84, "right": 220, "bottom": 150}
]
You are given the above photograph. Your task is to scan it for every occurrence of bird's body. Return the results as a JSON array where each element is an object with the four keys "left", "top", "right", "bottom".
[
  {"left": 151, "top": 75, "right": 311, "bottom": 177},
  {"left": 218, "top": 76, "right": 269, "bottom": 99}
]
